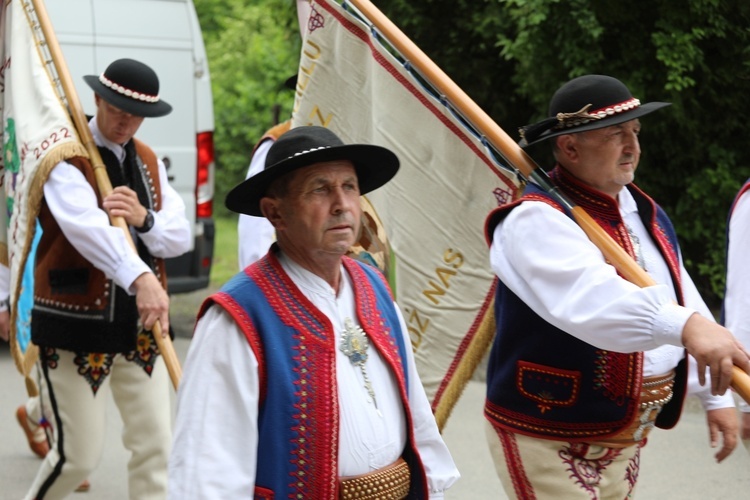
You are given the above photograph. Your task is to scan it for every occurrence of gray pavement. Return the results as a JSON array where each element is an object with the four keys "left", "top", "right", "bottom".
[{"left": 2, "top": 334, "right": 750, "bottom": 499}]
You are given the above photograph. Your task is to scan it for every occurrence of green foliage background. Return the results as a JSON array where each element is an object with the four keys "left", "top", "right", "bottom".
[
  {"left": 194, "top": 0, "right": 300, "bottom": 218},
  {"left": 196, "top": 0, "right": 750, "bottom": 307}
]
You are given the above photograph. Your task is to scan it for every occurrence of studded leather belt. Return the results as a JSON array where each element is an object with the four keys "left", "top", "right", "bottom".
[
  {"left": 593, "top": 370, "right": 676, "bottom": 448},
  {"left": 339, "top": 457, "right": 410, "bottom": 500}
]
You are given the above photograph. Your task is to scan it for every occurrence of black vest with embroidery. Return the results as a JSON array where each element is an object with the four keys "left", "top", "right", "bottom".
[
  {"left": 32, "top": 140, "right": 164, "bottom": 353},
  {"left": 483, "top": 166, "right": 688, "bottom": 441}
]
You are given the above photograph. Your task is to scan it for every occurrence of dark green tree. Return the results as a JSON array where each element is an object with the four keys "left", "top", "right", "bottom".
[{"left": 196, "top": 0, "right": 750, "bottom": 304}]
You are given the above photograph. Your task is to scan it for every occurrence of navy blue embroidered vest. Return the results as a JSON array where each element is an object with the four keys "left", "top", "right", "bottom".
[
  {"left": 200, "top": 251, "right": 429, "bottom": 499},
  {"left": 483, "top": 166, "right": 687, "bottom": 440}
]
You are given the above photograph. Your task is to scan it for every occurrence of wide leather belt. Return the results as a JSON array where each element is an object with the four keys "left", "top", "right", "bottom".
[
  {"left": 592, "top": 370, "right": 675, "bottom": 448},
  {"left": 339, "top": 457, "right": 410, "bottom": 500}
]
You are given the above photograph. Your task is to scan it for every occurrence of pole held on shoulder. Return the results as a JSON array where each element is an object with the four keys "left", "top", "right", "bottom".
[{"left": 346, "top": 0, "right": 750, "bottom": 402}]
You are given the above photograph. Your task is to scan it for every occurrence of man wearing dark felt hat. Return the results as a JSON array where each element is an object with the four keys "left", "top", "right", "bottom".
[
  {"left": 22, "top": 58, "right": 191, "bottom": 499},
  {"left": 169, "top": 126, "right": 460, "bottom": 499},
  {"left": 483, "top": 74, "right": 750, "bottom": 498}
]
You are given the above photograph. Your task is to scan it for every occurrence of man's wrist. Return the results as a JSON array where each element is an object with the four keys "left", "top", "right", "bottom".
[{"left": 135, "top": 209, "right": 155, "bottom": 233}]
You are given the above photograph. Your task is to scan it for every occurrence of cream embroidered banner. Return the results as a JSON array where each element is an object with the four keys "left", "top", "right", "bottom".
[
  {"left": 0, "top": 0, "right": 88, "bottom": 377},
  {"left": 292, "top": 0, "right": 521, "bottom": 428}
]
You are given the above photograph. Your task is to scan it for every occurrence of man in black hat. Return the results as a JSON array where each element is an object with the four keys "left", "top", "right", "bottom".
[
  {"left": 483, "top": 75, "right": 750, "bottom": 498},
  {"left": 23, "top": 58, "right": 191, "bottom": 499},
  {"left": 168, "top": 126, "right": 459, "bottom": 499}
]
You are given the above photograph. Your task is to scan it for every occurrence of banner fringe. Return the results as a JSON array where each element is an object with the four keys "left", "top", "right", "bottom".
[
  {"left": 434, "top": 305, "right": 495, "bottom": 431},
  {"left": 8, "top": 143, "right": 88, "bottom": 378},
  {"left": 24, "top": 375, "right": 39, "bottom": 398}
]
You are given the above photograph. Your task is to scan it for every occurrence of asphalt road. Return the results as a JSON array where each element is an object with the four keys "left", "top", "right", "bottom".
[{"left": 2, "top": 289, "right": 750, "bottom": 499}]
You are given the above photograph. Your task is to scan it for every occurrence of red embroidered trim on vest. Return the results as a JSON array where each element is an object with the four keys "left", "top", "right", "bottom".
[
  {"left": 210, "top": 291, "right": 268, "bottom": 403},
  {"left": 343, "top": 257, "right": 428, "bottom": 494},
  {"left": 248, "top": 255, "right": 338, "bottom": 498},
  {"left": 344, "top": 259, "right": 404, "bottom": 378}
]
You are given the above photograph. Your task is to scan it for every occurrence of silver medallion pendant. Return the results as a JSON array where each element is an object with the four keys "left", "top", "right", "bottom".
[{"left": 340, "top": 317, "right": 381, "bottom": 416}]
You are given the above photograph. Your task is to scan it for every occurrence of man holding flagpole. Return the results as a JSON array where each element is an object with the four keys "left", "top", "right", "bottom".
[
  {"left": 22, "top": 58, "right": 191, "bottom": 500},
  {"left": 483, "top": 74, "right": 750, "bottom": 498}
]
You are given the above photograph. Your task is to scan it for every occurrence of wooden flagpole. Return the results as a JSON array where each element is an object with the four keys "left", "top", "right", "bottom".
[
  {"left": 346, "top": 0, "right": 750, "bottom": 403},
  {"left": 30, "top": 0, "right": 182, "bottom": 389}
]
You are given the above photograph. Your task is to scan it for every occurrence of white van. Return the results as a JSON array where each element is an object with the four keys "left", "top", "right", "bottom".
[{"left": 45, "top": 0, "right": 215, "bottom": 293}]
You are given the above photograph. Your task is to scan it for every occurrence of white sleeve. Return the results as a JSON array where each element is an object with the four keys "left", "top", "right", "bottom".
[
  {"left": 724, "top": 188, "right": 750, "bottom": 411},
  {"left": 168, "top": 305, "right": 260, "bottom": 499},
  {"left": 134, "top": 157, "right": 192, "bottom": 258},
  {"left": 396, "top": 304, "right": 460, "bottom": 497},
  {"left": 491, "top": 201, "right": 692, "bottom": 353},
  {"left": 43, "top": 161, "right": 151, "bottom": 291},
  {"left": 238, "top": 139, "right": 276, "bottom": 269},
  {"left": 670, "top": 256, "right": 734, "bottom": 409}
]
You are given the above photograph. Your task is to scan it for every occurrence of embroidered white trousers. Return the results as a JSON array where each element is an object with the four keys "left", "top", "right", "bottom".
[
  {"left": 485, "top": 420, "right": 643, "bottom": 499},
  {"left": 24, "top": 348, "right": 171, "bottom": 500}
]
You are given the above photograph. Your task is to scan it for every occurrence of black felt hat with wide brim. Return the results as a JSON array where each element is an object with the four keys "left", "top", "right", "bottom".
[
  {"left": 83, "top": 58, "right": 172, "bottom": 118},
  {"left": 226, "top": 126, "right": 399, "bottom": 217},
  {"left": 518, "top": 75, "right": 671, "bottom": 147}
]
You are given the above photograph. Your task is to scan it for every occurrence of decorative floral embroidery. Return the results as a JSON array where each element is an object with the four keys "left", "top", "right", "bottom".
[
  {"left": 74, "top": 351, "right": 115, "bottom": 395},
  {"left": 624, "top": 444, "right": 641, "bottom": 496},
  {"left": 559, "top": 443, "right": 622, "bottom": 498},
  {"left": 651, "top": 223, "right": 683, "bottom": 298},
  {"left": 41, "top": 346, "right": 60, "bottom": 370},
  {"left": 124, "top": 330, "right": 160, "bottom": 376}
]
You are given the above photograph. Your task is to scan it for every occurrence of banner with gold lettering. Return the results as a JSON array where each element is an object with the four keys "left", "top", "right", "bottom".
[
  {"left": 292, "top": 0, "right": 521, "bottom": 428},
  {"left": 0, "top": 0, "right": 88, "bottom": 377}
]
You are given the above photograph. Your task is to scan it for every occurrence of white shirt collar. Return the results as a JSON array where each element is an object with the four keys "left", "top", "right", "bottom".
[
  {"left": 277, "top": 251, "right": 348, "bottom": 300},
  {"left": 617, "top": 186, "right": 638, "bottom": 218}
]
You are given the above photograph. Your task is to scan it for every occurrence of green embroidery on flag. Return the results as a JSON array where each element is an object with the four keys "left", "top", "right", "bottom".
[{"left": 3, "top": 117, "right": 20, "bottom": 173}]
